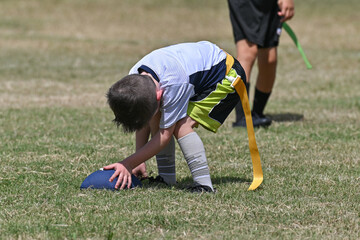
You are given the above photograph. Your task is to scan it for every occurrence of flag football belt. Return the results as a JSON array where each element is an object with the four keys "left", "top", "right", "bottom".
[
  {"left": 225, "top": 53, "right": 263, "bottom": 191},
  {"left": 283, "top": 22, "right": 312, "bottom": 69}
]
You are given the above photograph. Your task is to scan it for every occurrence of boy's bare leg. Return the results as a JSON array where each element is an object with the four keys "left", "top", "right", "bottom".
[
  {"left": 174, "top": 117, "right": 214, "bottom": 191},
  {"left": 150, "top": 111, "right": 176, "bottom": 185}
]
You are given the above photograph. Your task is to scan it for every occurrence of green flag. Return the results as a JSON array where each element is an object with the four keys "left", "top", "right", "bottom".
[{"left": 283, "top": 22, "right": 313, "bottom": 69}]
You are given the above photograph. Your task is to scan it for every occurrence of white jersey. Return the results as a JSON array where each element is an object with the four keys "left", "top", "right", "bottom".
[{"left": 129, "top": 41, "right": 228, "bottom": 129}]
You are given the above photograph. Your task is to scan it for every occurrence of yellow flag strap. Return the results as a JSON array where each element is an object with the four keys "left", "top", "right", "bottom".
[
  {"left": 224, "top": 52, "right": 263, "bottom": 190},
  {"left": 232, "top": 77, "right": 264, "bottom": 190}
]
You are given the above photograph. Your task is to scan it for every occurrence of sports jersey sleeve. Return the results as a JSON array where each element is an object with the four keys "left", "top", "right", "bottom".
[
  {"left": 159, "top": 83, "right": 195, "bottom": 129},
  {"left": 126, "top": 41, "right": 227, "bottom": 130}
]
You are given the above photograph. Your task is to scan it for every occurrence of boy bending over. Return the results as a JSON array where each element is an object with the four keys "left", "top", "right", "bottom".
[{"left": 104, "top": 41, "right": 246, "bottom": 192}]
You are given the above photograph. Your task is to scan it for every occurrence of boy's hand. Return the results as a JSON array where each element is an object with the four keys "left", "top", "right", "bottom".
[
  {"left": 132, "top": 163, "right": 148, "bottom": 179},
  {"left": 103, "top": 162, "right": 132, "bottom": 189}
]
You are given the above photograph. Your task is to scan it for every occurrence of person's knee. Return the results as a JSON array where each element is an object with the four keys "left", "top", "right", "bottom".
[
  {"left": 236, "top": 40, "right": 258, "bottom": 62},
  {"left": 173, "top": 116, "right": 197, "bottom": 139},
  {"left": 266, "top": 53, "right": 277, "bottom": 66},
  {"left": 258, "top": 47, "right": 277, "bottom": 66}
]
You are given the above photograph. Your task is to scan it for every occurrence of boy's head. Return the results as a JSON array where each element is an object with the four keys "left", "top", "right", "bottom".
[{"left": 107, "top": 74, "right": 158, "bottom": 132}]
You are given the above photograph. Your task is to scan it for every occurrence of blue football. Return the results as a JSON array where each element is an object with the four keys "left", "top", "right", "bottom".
[{"left": 80, "top": 169, "right": 142, "bottom": 190}]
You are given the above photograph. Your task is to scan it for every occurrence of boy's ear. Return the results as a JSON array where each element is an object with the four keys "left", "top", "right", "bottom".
[{"left": 156, "top": 89, "right": 163, "bottom": 101}]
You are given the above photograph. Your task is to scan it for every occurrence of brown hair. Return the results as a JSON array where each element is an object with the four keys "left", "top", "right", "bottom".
[{"left": 107, "top": 74, "right": 157, "bottom": 132}]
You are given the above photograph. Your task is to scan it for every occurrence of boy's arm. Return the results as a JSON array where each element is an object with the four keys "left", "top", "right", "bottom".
[
  {"left": 103, "top": 125, "right": 175, "bottom": 189},
  {"left": 132, "top": 126, "right": 151, "bottom": 178}
]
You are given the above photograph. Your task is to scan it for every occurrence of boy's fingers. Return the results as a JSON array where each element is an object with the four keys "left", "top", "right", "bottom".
[
  {"left": 109, "top": 170, "right": 120, "bottom": 182},
  {"left": 103, "top": 162, "right": 132, "bottom": 189},
  {"left": 127, "top": 175, "right": 132, "bottom": 189},
  {"left": 120, "top": 175, "right": 131, "bottom": 189},
  {"left": 120, "top": 178, "right": 126, "bottom": 190},
  {"left": 115, "top": 172, "right": 123, "bottom": 189},
  {"left": 103, "top": 164, "right": 115, "bottom": 170}
]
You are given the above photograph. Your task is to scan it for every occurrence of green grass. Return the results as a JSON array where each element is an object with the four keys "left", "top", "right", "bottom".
[{"left": 1, "top": 0, "right": 359, "bottom": 239}]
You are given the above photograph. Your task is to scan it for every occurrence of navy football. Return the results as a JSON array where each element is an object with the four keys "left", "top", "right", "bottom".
[{"left": 80, "top": 169, "right": 142, "bottom": 190}]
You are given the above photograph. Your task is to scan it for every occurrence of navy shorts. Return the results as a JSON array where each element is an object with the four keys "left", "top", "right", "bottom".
[
  {"left": 228, "top": 0, "right": 282, "bottom": 48},
  {"left": 187, "top": 55, "right": 246, "bottom": 133}
]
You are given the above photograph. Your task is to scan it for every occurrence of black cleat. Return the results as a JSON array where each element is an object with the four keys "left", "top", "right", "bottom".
[
  {"left": 233, "top": 112, "right": 272, "bottom": 128},
  {"left": 187, "top": 185, "right": 216, "bottom": 193},
  {"left": 147, "top": 175, "right": 168, "bottom": 185}
]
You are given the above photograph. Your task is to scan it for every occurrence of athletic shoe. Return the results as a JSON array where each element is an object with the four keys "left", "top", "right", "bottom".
[
  {"left": 187, "top": 185, "right": 216, "bottom": 193},
  {"left": 232, "top": 112, "right": 272, "bottom": 128},
  {"left": 147, "top": 175, "right": 168, "bottom": 185}
]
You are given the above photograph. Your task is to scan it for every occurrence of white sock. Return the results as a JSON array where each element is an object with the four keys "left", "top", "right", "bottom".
[
  {"left": 156, "top": 136, "right": 176, "bottom": 185},
  {"left": 177, "top": 132, "right": 214, "bottom": 191}
]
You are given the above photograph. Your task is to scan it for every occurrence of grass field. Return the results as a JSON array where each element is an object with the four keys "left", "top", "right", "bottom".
[{"left": 1, "top": 0, "right": 359, "bottom": 239}]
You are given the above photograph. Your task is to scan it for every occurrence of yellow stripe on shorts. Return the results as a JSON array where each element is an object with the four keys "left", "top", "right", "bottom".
[{"left": 187, "top": 77, "right": 236, "bottom": 133}]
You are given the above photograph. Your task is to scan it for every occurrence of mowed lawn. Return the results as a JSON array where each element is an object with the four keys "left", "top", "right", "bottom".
[{"left": 0, "top": 0, "right": 359, "bottom": 239}]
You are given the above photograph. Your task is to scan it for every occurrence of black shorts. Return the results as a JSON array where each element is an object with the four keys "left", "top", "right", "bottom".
[{"left": 228, "top": 0, "right": 282, "bottom": 48}]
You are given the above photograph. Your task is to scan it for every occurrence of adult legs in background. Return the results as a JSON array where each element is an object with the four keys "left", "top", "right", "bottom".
[
  {"left": 253, "top": 47, "right": 277, "bottom": 118},
  {"left": 233, "top": 39, "right": 274, "bottom": 127}
]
